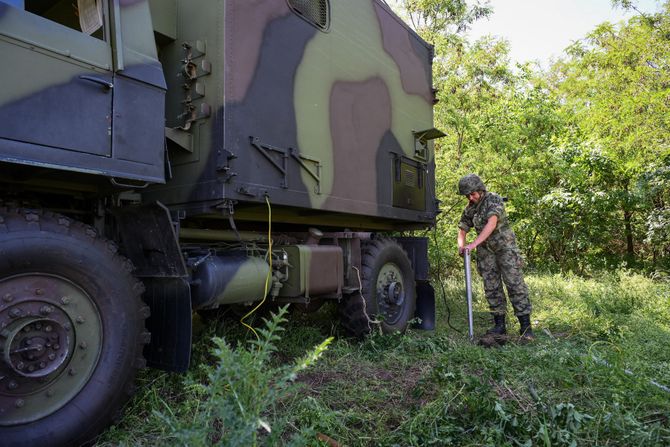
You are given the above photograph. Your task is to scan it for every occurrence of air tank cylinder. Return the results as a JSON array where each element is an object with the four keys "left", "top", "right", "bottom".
[{"left": 190, "top": 253, "right": 270, "bottom": 309}]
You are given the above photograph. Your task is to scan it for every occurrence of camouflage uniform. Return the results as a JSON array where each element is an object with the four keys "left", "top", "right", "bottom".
[{"left": 459, "top": 191, "right": 532, "bottom": 317}]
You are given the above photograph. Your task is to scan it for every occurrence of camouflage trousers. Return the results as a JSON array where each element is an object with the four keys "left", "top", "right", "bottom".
[{"left": 475, "top": 244, "right": 532, "bottom": 317}]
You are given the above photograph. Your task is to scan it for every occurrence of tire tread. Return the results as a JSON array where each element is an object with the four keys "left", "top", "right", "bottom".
[{"left": 0, "top": 208, "right": 150, "bottom": 446}]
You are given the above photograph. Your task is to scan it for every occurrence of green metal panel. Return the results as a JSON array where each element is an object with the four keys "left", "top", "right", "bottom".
[
  {"left": 279, "top": 245, "right": 343, "bottom": 298},
  {"left": 0, "top": 0, "right": 166, "bottom": 183},
  {"left": 0, "top": 6, "right": 112, "bottom": 73},
  {"left": 0, "top": 5, "right": 113, "bottom": 156},
  {"left": 148, "top": 0, "right": 177, "bottom": 41},
  {"left": 280, "top": 246, "right": 311, "bottom": 297},
  {"left": 144, "top": 0, "right": 440, "bottom": 230}
]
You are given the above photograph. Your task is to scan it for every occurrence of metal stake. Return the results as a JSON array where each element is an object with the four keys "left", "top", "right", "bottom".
[{"left": 464, "top": 249, "right": 474, "bottom": 340}]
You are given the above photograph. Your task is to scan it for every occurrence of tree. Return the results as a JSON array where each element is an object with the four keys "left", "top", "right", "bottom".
[
  {"left": 395, "top": 0, "right": 491, "bottom": 37},
  {"left": 392, "top": 1, "right": 565, "bottom": 272},
  {"left": 550, "top": 1, "right": 670, "bottom": 267},
  {"left": 392, "top": 0, "right": 670, "bottom": 273}
]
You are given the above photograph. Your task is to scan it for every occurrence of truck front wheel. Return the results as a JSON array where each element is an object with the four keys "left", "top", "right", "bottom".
[{"left": 0, "top": 209, "right": 149, "bottom": 447}]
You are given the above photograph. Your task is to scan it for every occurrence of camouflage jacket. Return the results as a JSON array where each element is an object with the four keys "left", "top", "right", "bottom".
[{"left": 458, "top": 192, "right": 517, "bottom": 252}]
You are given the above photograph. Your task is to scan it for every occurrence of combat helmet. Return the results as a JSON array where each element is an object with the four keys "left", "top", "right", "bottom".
[{"left": 458, "top": 174, "right": 486, "bottom": 195}]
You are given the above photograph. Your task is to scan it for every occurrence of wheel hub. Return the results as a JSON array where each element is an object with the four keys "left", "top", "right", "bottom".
[
  {"left": 3, "top": 317, "right": 70, "bottom": 378},
  {"left": 0, "top": 274, "right": 102, "bottom": 426},
  {"left": 376, "top": 263, "right": 405, "bottom": 324},
  {"left": 386, "top": 281, "right": 404, "bottom": 306}
]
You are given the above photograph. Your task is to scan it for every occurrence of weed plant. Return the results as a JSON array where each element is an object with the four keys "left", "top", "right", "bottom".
[{"left": 96, "top": 271, "right": 670, "bottom": 446}]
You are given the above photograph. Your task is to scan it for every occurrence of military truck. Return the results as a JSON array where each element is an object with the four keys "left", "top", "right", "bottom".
[{"left": 0, "top": 0, "right": 443, "bottom": 444}]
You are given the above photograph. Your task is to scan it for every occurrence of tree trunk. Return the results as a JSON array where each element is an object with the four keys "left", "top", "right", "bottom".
[{"left": 623, "top": 209, "right": 635, "bottom": 261}]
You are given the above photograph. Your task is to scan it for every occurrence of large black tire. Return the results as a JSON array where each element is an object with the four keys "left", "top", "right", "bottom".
[
  {"left": 340, "top": 238, "right": 416, "bottom": 336},
  {"left": 0, "top": 209, "right": 149, "bottom": 447}
]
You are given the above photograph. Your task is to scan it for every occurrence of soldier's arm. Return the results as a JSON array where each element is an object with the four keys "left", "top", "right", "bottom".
[
  {"left": 458, "top": 228, "right": 468, "bottom": 255},
  {"left": 457, "top": 207, "right": 473, "bottom": 255},
  {"left": 465, "top": 215, "right": 498, "bottom": 251}
]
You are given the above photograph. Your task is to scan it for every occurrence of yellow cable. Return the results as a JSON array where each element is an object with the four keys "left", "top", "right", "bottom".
[{"left": 240, "top": 195, "right": 273, "bottom": 340}]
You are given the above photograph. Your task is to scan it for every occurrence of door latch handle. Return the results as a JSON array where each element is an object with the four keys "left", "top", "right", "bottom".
[{"left": 79, "top": 75, "right": 114, "bottom": 91}]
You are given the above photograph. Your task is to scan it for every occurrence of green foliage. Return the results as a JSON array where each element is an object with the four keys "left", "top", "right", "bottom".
[
  {"left": 640, "top": 158, "right": 670, "bottom": 270},
  {"left": 398, "top": 0, "right": 670, "bottom": 274},
  {"left": 543, "top": 2, "right": 670, "bottom": 271},
  {"left": 153, "top": 307, "right": 331, "bottom": 446},
  {"left": 396, "top": 0, "right": 492, "bottom": 38},
  {"left": 425, "top": 37, "right": 566, "bottom": 274}
]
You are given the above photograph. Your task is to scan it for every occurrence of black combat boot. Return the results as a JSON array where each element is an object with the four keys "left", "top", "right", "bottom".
[
  {"left": 486, "top": 314, "right": 507, "bottom": 335},
  {"left": 518, "top": 315, "right": 534, "bottom": 340}
]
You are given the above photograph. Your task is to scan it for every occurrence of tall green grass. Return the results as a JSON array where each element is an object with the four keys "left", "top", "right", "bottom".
[{"left": 96, "top": 272, "right": 670, "bottom": 446}]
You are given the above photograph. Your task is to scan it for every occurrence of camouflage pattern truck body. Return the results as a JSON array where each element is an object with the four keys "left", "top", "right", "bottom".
[{"left": 0, "top": 0, "right": 441, "bottom": 445}]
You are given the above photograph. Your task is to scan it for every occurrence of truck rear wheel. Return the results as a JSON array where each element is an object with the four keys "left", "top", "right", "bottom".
[
  {"left": 340, "top": 238, "right": 416, "bottom": 336},
  {"left": 0, "top": 209, "right": 149, "bottom": 447}
]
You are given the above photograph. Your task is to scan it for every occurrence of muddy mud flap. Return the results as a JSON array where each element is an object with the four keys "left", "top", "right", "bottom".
[
  {"left": 114, "top": 202, "right": 192, "bottom": 371},
  {"left": 413, "top": 280, "right": 435, "bottom": 330},
  {"left": 112, "top": 202, "right": 187, "bottom": 277},
  {"left": 141, "top": 277, "right": 192, "bottom": 372},
  {"left": 395, "top": 237, "right": 435, "bottom": 330}
]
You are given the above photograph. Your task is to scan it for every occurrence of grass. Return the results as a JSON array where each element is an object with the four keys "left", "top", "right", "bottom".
[{"left": 95, "top": 271, "right": 670, "bottom": 446}]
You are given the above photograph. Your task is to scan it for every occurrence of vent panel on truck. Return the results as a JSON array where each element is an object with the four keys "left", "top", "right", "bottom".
[{"left": 288, "top": 0, "right": 330, "bottom": 30}]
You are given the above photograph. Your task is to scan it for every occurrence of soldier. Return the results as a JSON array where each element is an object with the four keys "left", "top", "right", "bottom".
[{"left": 456, "top": 174, "right": 534, "bottom": 340}]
